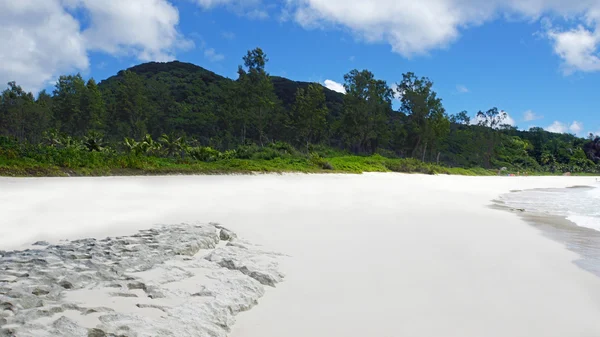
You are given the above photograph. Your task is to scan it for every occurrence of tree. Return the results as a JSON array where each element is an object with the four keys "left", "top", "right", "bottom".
[
  {"left": 159, "top": 133, "right": 188, "bottom": 158},
  {"left": 476, "top": 107, "right": 507, "bottom": 129},
  {"left": 292, "top": 84, "right": 328, "bottom": 150},
  {"left": 83, "top": 130, "right": 106, "bottom": 152},
  {"left": 340, "top": 69, "right": 393, "bottom": 154},
  {"left": 475, "top": 107, "right": 506, "bottom": 168},
  {"left": 52, "top": 74, "right": 88, "bottom": 136},
  {"left": 0, "top": 82, "right": 39, "bottom": 142},
  {"left": 450, "top": 111, "right": 470, "bottom": 125},
  {"left": 113, "top": 71, "right": 148, "bottom": 140},
  {"left": 82, "top": 79, "right": 106, "bottom": 133},
  {"left": 397, "top": 72, "right": 450, "bottom": 161},
  {"left": 236, "top": 48, "right": 279, "bottom": 146}
]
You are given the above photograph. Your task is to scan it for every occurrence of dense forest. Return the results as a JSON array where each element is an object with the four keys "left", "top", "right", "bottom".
[{"left": 1, "top": 47, "right": 600, "bottom": 175}]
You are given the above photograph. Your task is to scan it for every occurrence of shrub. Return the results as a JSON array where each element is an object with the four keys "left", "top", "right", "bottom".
[
  {"left": 235, "top": 144, "right": 261, "bottom": 159},
  {"left": 268, "top": 141, "right": 297, "bottom": 155},
  {"left": 189, "top": 147, "right": 221, "bottom": 162},
  {"left": 309, "top": 153, "right": 334, "bottom": 170}
]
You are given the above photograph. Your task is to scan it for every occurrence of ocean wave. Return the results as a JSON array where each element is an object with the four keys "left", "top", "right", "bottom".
[
  {"left": 500, "top": 185, "right": 600, "bottom": 232},
  {"left": 568, "top": 215, "right": 600, "bottom": 232}
]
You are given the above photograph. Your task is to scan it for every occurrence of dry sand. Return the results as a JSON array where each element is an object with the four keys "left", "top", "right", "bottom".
[{"left": 1, "top": 173, "right": 600, "bottom": 336}]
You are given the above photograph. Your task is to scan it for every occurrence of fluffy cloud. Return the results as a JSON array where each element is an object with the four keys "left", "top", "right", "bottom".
[
  {"left": 546, "top": 121, "right": 568, "bottom": 133},
  {"left": 188, "top": 0, "right": 600, "bottom": 73},
  {"left": 570, "top": 120, "right": 584, "bottom": 134},
  {"left": 504, "top": 112, "right": 517, "bottom": 127},
  {"left": 545, "top": 120, "right": 584, "bottom": 134},
  {"left": 523, "top": 110, "right": 543, "bottom": 121},
  {"left": 0, "top": 0, "right": 189, "bottom": 92},
  {"left": 323, "top": 79, "right": 346, "bottom": 94},
  {"left": 0, "top": 1, "right": 88, "bottom": 92},
  {"left": 76, "top": 0, "right": 191, "bottom": 61},
  {"left": 276, "top": 0, "right": 600, "bottom": 72},
  {"left": 546, "top": 25, "right": 600, "bottom": 74}
]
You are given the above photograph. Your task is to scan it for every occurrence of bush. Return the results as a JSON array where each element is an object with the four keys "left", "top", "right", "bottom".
[
  {"left": 220, "top": 150, "right": 237, "bottom": 160},
  {"left": 268, "top": 141, "right": 297, "bottom": 155},
  {"left": 309, "top": 153, "right": 334, "bottom": 170},
  {"left": 235, "top": 144, "right": 261, "bottom": 159},
  {"left": 189, "top": 147, "right": 221, "bottom": 162}
]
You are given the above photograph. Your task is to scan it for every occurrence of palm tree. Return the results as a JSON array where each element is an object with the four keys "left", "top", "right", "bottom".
[
  {"left": 142, "top": 134, "right": 161, "bottom": 155},
  {"left": 83, "top": 131, "right": 105, "bottom": 152},
  {"left": 159, "top": 133, "right": 188, "bottom": 158}
]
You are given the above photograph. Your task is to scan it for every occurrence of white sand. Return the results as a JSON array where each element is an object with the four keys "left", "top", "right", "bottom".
[{"left": 2, "top": 173, "right": 600, "bottom": 336}]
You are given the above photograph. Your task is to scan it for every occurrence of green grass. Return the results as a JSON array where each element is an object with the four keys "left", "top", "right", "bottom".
[
  {"left": 3, "top": 140, "right": 576, "bottom": 177},
  {"left": 0, "top": 150, "right": 499, "bottom": 177}
]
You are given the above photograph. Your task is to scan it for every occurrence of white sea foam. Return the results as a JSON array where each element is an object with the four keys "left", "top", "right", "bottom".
[{"left": 500, "top": 183, "right": 600, "bottom": 232}]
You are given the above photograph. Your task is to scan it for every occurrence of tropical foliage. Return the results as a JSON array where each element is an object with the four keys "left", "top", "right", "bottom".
[{"left": 1, "top": 47, "right": 599, "bottom": 175}]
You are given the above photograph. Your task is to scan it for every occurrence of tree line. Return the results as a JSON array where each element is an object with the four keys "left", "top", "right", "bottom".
[{"left": 1, "top": 47, "right": 599, "bottom": 173}]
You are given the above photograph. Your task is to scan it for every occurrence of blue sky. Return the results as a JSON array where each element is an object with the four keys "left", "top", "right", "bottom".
[{"left": 2, "top": 0, "right": 600, "bottom": 136}]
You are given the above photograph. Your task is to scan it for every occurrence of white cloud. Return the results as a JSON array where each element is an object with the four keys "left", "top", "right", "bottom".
[
  {"left": 546, "top": 24, "right": 600, "bottom": 74},
  {"left": 0, "top": 1, "right": 88, "bottom": 92},
  {"left": 523, "top": 110, "right": 543, "bottom": 121},
  {"left": 546, "top": 121, "right": 568, "bottom": 133},
  {"left": 204, "top": 48, "right": 225, "bottom": 62},
  {"left": 76, "top": 0, "right": 192, "bottom": 61},
  {"left": 323, "top": 79, "right": 346, "bottom": 94},
  {"left": 570, "top": 120, "right": 584, "bottom": 134},
  {"left": 546, "top": 120, "right": 584, "bottom": 134},
  {"left": 274, "top": 0, "right": 600, "bottom": 72},
  {"left": 504, "top": 112, "right": 516, "bottom": 127},
  {"left": 186, "top": 0, "right": 600, "bottom": 74},
  {"left": 456, "top": 84, "right": 469, "bottom": 93},
  {"left": 0, "top": 0, "right": 189, "bottom": 92}
]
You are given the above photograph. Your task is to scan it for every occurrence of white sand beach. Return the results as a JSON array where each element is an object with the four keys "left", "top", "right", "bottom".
[{"left": 2, "top": 173, "right": 600, "bottom": 336}]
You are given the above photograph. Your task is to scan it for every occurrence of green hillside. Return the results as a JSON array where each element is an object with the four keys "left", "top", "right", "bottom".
[{"left": 1, "top": 47, "right": 599, "bottom": 176}]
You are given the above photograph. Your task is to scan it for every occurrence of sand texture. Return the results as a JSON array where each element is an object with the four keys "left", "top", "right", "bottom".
[{"left": 1, "top": 173, "right": 600, "bottom": 337}]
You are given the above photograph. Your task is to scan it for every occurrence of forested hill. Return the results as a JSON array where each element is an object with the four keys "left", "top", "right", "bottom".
[
  {"left": 1, "top": 47, "right": 600, "bottom": 174},
  {"left": 94, "top": 60, "right": 345, "bottom": 149}
]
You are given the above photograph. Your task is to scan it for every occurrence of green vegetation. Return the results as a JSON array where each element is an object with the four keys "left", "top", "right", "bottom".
[{"left": 1, "top": 47, "right": 599, "bottom": 177}]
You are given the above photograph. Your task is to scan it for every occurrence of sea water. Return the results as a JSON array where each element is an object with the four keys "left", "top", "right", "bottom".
[{"left": 499, "top": 181, "right": 600, "bottom": 276}]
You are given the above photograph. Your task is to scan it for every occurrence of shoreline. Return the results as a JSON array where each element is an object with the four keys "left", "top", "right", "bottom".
[{"left": 493, "top": 190, "right": 600, "bottom": 278}]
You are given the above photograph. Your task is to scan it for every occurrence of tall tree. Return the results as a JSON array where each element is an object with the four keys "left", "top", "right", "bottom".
[
  {"left": 113, "top": 71, "right": 148, "bottom": 140},
  {"left": 0, "top": 82, "right": 36, "bottom": 142},
  {"left": 236, "top": 48, "right": 278, "bottom": 146},
  {"left": 450, "top": 111, "right": 470, "bottom": 125},
  {"left": 341, "top": 69, "right": 393, "bottom": 153},
  {"left": 292, "top": 84, "right": 328, "bottom": 150},
  {"left": 397, "top": 72, "right": 449, "bottom": 160},
  {"left": 81, "top": 79, "right": 106, "bottom": 133},
  {"left": 52, "top": 74, "right": 87, "bottom": 136},
  {"left": 475, "top": 107, "right": 506, "bottom": 168}
]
